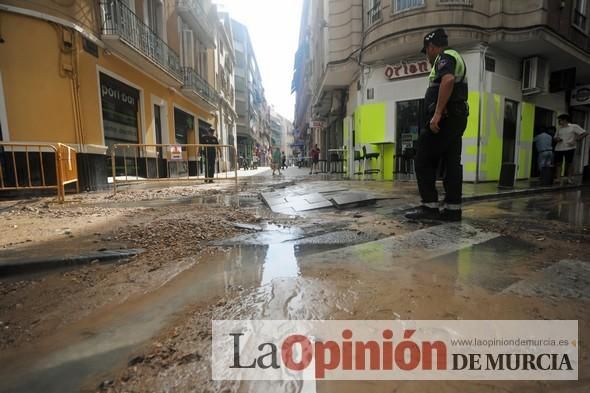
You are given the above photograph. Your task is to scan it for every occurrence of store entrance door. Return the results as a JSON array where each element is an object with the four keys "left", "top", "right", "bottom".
[
  {"left": 499, "top": 99, "right": 519, "bottom": 187},
  {"left": 530, "top": 107, "right": 554, "bottom": 178},
  {"left": 395, "top": 99, "right": 426, "bottom": 178},
  {"left": 154, "top": 104, "right": 166, "bottom": 177}
]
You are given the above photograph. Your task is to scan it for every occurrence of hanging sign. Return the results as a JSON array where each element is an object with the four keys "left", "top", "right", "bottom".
[
  {"left": 571, "top": 84, "right": 590, "bottom": 106},
  {"left": 170, "top": 145, "right": 183, "bottom": 160}
]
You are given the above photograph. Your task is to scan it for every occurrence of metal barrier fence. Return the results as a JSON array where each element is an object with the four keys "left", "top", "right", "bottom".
[
  {"left": 111, "top": 143, "right": 238, "bottom": 193},
  {"left": 0, "top": 142, "right": 79, "bottom": 202}
]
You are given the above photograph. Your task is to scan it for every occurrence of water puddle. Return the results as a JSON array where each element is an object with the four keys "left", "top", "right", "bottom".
[
  {"left": 0, "top": 225, "right": 355, "bottom": 393},
  {"left": 494, "top": 190, "right": 590, "bottom": 228},
  {"left": 427, "top": 236, "right": 539, "bottom": 292}
]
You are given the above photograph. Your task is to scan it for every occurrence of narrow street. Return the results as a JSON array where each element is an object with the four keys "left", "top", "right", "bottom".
[{"left": 0, "top": 169, "right": 588, "bottom": 392}]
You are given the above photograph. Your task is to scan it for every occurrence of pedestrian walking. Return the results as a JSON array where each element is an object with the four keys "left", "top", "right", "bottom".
[
  {"left": 554, "top": 114, "right": 588, "bottom": 184},
  {"left": 203, "top": 127, "right": 218, "bottom": 183},
  {"left": 310, "top": 144, "right": 320, "bottom": 174},
  {"left": 405, "top": 28, "right": 469, "bottom": 222},
  {"left": 281, "top": 151, "right": 287, "bottom": 170},
  {"left": 272, "top": 147, "right": 282, "bottom": 175}
]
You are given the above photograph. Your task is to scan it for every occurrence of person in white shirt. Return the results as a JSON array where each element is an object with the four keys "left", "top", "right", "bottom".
[{"left": 554, "top": 114, "right": 588, "bottom": 183}]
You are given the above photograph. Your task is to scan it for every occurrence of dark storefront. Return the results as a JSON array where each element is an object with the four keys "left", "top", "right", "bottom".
[
  {"left": 100, "top": 72, "right": 141, "bottom": 178},
  {"left": 395, "top": 99, "right": 426, "bottom": 177}
]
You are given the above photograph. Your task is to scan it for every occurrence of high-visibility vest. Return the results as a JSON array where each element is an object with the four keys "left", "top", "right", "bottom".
[{"left": 429, "top": 49, "right": 467, "bottom": 86}]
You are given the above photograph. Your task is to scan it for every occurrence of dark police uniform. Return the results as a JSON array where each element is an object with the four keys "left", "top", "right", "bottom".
[
  {"left": 416, "top": 47, "right": 469, "bottom": 213},
  {"left": 202, "top": 131, "right": 218, "bottom": 181}
]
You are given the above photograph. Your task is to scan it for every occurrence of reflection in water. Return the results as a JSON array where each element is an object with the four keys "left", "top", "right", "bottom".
[
  {"left": 431, "top": 236, "right": 536, "bottom": 292},
  {"left": 262, "top": 243, "right": 299, "bottom": 285},
  {"left": 497, "top": 190, "right": 590, "bottom": 228},
  {"left": 546, "top": 190, "right": 589, "bottom": 228}
]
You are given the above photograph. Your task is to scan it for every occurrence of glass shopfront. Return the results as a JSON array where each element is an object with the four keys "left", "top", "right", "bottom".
[
  {"left": 100, "top": 72, "right": 140, "bottom": 150},
  {"left": 100, "top": 73, "right": 140, "bottom": 177},
  {"left": 396, "top": 99, "right": 426, "bottom": 175},
  {"left": 174, "top": 107, "right": 194, "bottom": 145}
]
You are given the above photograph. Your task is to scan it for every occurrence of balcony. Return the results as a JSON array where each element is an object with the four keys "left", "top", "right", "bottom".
[
  {"left": 177, "top": 0, "right": 216, "bottom": 49},
  {"left": 100, "top": 0, "right": 183, "bottom": 86},
  {"left": 182, "top": 67, "right": 218, "bottom": 112}
]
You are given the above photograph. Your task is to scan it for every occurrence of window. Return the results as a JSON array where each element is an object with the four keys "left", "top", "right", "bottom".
[
  {"left": 181, "top": 28, "right": 195, "bottom": 68},
  {"left": 393, "top": 0, "right": 424, "bottom": 13},
  {"left": 485, "top": 56, "right": 496, "bottom": 72},
  {"left": 573, "top": 0, "right": 588, "bottom": 31},
  {"left": 367, "top": 88, "right": 375, "bottom": 100},
  {"left": 367, "top": 0, "right": 382, "bottom": 25},
  {"left": 146, "top": 0, "right": 163, "bottom": 37}
]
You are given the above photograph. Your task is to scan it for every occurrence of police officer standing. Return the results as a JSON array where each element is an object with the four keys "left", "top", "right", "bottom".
[
  {"left": 203, "top": 127, "right": 219, "bottom": 183},
  {"left": 405, "top": 28, "right": 469, "bottom": 222}
]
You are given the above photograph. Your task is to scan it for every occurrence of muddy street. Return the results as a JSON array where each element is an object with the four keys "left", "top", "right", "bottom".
[{"left": 0, "top": 178, "right": 589, "bottom": 393}]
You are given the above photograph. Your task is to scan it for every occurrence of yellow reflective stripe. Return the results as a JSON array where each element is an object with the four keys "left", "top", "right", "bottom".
[{"left": 429, "top": 50, "right": 466, "bottom": 82}]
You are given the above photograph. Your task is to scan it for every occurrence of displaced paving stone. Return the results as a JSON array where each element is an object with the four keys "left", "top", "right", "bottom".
[
  {"left": 233, "top": 223, "right": 263, "bottom": 231},
  {"left": 503, "top": 259, "right": 590, "bottom": 301},
  {"left": 330, "top": 192, "right": 379, "bottom": 208}
]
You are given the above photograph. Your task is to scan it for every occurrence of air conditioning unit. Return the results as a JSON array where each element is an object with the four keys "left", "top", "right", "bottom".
[{"left": 522, "top": 56, "right": 549, "bottom": 95}]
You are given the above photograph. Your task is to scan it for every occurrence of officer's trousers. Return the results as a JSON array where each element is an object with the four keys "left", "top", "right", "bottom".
[
  {"left": 206, "top": 149, "right": 216, "bottom": 179},
  {"left": 415, "top": 115, "right": 467, "bottom": 209}
]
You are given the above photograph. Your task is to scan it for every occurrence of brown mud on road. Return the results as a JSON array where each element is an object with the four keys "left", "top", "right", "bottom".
[
  {"left": 0, "top": 187, "right": 260, "bottom": 351},
  {"left": 1, "top": 188, "right": 589, "bottom": 393},
  {"left": 93, "top": 196, "right": 590, "bottom": 393}
]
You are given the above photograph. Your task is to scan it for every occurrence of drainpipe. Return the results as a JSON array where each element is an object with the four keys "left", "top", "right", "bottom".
[{"left": 476, "top": 43, "right": 489, "bottom": 184}]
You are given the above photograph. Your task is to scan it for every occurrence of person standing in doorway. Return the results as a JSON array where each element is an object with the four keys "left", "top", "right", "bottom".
[
  {"left": 203, "top": 127, "right": 218, "bottom": 183},
  {"left": 310, "top": 144, "right": 320, "bottom": 175},
  {"left": 405, "top": 28, "right": 469, "bottom": 222},
  {"left": 554, "top": 114, "right": 588, "bottom": 184},
  {"left": 534, "top": 127, "right": 554, "bottom": 172}
]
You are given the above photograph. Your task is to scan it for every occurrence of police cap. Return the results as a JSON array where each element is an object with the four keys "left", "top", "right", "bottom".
[{"left": 421, "top": 28, "right": 448, "bottom": 53}]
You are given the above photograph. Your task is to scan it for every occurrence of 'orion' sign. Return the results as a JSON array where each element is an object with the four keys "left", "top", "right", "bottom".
[{"left": 385, "top": 60, "right": 430, "bottom": 80}]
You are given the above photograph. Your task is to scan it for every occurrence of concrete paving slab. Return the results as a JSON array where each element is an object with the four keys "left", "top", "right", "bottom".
[
  {"left": 303, "top": 193, "right": 328, "bottom": 204},
  {"left": 502, "top": 259, "right": 590, "bottom": 301},
  {"left": 298, "top": 223, "right": 499, "bottom": 272},
  {"left": 292, "top": 200, "right": 334, "bottom": 212},
  {"left": 330, "top": 192, "right": 379, "bottom": 208}
]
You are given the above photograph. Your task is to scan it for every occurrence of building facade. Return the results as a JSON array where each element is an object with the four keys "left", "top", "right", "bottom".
[
  {"left": 215, "top": 11, "right": 238, "bottom": 171},
  {"left": 295, "top": 0, "right": 590, "bottom": 182},
  {"left": 0, "top": 0, "right": 220, "bottom": 189},
  {"left": 231, "top": 19, "right": 269, "bottom": 163}
]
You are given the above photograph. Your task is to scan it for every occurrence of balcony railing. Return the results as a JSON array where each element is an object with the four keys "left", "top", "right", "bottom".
[
  {"left": 182, "top": 67, "right": 218, "bottom": 105},
  {"left": 100, "top": 0, "right": 182, "bottom": 81}
]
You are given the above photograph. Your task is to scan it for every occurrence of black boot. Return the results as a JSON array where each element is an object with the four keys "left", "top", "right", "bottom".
[
  {"left": 440, "top": 209, "right": 462, "bottom": 222},
  {"left": 404, "top": 206, "right": 440, "bottom": 220}
]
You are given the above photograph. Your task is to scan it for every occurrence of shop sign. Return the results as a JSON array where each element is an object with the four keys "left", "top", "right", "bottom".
[
  {"left": 385, "top": 60, "right": 430, "bottom": 81},
  {"left": 311, "top": 120, "right": 325, "bottom": 128},
  {"left": 571, "top": 84, "right": 590, "bottom": 106},
  {"left": 170, "top": 145, "right": 183, "bottom": 160},
  {"left": 100, "top": 73, "right": 140, "bottom": 145},
  {"left": 100, "top": 73, "right": 139, "bottom": 111}
]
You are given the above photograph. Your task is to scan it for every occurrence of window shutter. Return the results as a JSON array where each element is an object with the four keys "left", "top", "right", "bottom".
[{"left": 182, "top": 29, "right": 194, "bottom": 68}]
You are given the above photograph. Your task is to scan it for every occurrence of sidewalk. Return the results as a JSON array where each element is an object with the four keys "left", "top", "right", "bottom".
[{"left": 247, "top": 166, "right": 588, "bottom": 212}]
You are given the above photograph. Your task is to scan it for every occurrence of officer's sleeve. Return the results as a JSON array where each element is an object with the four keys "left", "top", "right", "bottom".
[{"left": 435, "top": 54, "right": 456, "bottom": 79}]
